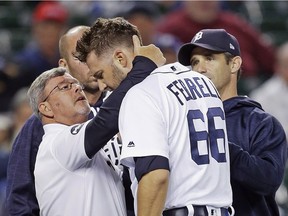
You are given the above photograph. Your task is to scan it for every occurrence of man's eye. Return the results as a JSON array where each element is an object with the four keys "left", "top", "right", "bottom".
[
  {"left": 191, "top": 60, "right": 198, "bottom": 67},
  {"left": 95, "top": 72, "right": 103, "bottom": 79},
  {"left": 206, "top": 56, "right": 213, "bottom": 61},
  {"left": 60, "top": 83, "right": 71, "bottom": 90}
]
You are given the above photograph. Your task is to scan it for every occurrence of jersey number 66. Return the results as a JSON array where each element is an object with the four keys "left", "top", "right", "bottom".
[{"left": 187, "top": 107, "right": 227, "bottom": 165}]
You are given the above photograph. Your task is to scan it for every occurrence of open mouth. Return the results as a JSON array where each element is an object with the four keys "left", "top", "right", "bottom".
[{"left": 76, "top": 96, "right": 86, "bottom": 102}]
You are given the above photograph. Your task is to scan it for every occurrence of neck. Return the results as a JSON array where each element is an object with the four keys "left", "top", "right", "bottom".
[
  {"left": 42, "top": 115, "right": 88, "bottom": 126},
  {"left": 84, "top": 90, "right": 102, "bottom": 106},
  {"left": 219, "top": 79, "right": 238, "bottom": 101}
]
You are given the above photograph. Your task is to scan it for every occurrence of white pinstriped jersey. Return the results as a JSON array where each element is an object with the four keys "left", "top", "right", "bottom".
[
  {"left": 93, "top": 106, "right": 123, "bottom": 171},
  {"left": 34, "top": 121, "right": 126, "bottom": 216},
  {"left": 120, "top": 62, "right": 232, "bottom": 211}
]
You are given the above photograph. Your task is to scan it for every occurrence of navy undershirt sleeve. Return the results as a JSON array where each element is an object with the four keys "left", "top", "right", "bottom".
[
  {"left": 134, "top": 156, "right": 170, "bottom": 182},
  {"left": 84, "top": 56, "right": 157, "bottom": 158}
]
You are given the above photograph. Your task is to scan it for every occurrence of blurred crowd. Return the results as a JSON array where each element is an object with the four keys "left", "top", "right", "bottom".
[{"left": 0, "top": 1, "right": 288, "bottom": 215}]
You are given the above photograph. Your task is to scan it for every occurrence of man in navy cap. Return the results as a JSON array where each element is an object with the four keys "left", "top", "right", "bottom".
[{"left": 178, "top": 28, "right": 287, "bottom": 216}]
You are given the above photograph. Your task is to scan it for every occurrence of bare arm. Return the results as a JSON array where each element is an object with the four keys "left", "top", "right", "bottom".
[{"left": 137, "top": 169, "right": 169, "bottom": 216}]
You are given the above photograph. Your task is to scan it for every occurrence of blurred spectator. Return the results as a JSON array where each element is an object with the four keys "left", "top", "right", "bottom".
[
  {"left": 157, "top": 0, "right": 276, "bottom": 94},
  {"left": 0, "top": 114, "right": 12, "bottom": 216},
  {"left": 250, "top": 42, "right": 288, "bottom": 216},
  {"left": 117, "top": 1, "right": 161, "bottom": 45},
  {"left": 0, "top": 87, "right": 31, "bottom": 215},
  {"left": 0, "top": 56, "right": 11, "bottom": 112},
  {"left": 116, "top": 1, "right": 182, "bottom": 64},
  {"left": 3, "top": 1, "right": 68, "bottom": 108},
  {"left": 59, "top": 1, "right": 90, "bottom": 26},
  {"left": 154, "top": 33, "right": 181, "bottom": 64},
  {"left": 220, "top": 1, "right": 263, "bottom": 26},
  {"left": 10, "top": 87, "right": 32, "bottom": 140},
  {"left": 250, "top": 42, "right": 288, "bottom": 136},
  {"left": 0, "top": 150, "right": 9, "bottom": 216},
  {"left": 0, "top": 114, "right": 13, "bottom": 153},
  {"left": 156, "top": 0, "right": 183, "bottom": 14}
]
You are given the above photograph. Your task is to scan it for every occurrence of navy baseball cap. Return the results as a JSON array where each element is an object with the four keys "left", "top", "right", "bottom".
[{"left": 178, "top": 29, "right": 241, "bottom": 66}]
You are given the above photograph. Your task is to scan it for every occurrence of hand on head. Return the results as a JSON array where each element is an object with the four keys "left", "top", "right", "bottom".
[{"left": 132, "top": 35, "right": 166, "bottom": 67}]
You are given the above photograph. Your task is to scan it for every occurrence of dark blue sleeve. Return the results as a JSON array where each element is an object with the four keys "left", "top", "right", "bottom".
[
  {"left": 134, "top": 156, "right": 170, "bottom": 182},
  {"left": 228, "top": 113, "right": 287, "bottom": 195},
  {"left": 6, "top": 115, "right": 43, "bottom": 216},
  {"left": 0, "top": 152, "right": 9, "bottom": 180},
  {"left": 84, "top": 56, "right": 157, "bottom": 158}
]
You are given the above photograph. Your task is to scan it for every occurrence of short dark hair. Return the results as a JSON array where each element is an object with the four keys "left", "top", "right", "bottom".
[
  {"left": 224, "top": 52, "right": 242, "bottom": 81},
  {"left": 76, "top": 17, "right": 142, "bottom": 62}
]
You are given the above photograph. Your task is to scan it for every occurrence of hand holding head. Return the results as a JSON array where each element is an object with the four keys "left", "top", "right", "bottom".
[{"left": 133, "top": 35, "right": 166, "bottom": 67}]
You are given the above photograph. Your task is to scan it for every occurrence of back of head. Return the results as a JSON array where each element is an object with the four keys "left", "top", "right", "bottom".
[
  {"left": 59, "top": 25, "right": 90, "bottom": 60},
  {"left": 76, "top": 17, "right": 141, "bottom": 62}
]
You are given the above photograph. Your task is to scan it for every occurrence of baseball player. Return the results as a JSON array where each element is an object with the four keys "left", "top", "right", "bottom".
[{"left": 119, "top": 62, "right": 233, "bottom": 216}]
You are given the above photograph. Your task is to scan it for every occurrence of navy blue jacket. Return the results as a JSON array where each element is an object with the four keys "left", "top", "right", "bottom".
[
  {"left": 0, "top": 152, "right": 9, "bottom": 181},
  {"left": 224, "top": 96, "right": 287, "bottom": 216},
  {"left": 6, "top": 56, "right": 156, "bottom": 216}
]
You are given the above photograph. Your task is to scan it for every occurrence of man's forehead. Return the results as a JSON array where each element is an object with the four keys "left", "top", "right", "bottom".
[
  {"left": 86, "top": 51, "right": 100, "bottom": 67},
  {"left": 50, "top": 73, "right": 76, "bottom": 84},
  {"left": 61, "top": 73, "right": 74, "bottom": 79},
  {"left": 87, "top": 51, "right": 96, "bottom": 60}
]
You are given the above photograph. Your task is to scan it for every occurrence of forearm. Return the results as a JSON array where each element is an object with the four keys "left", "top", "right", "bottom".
[
  {"left": 137, "top": 169, "right": 169, "bottom": 216},
  {"left": 84, "top": 56, "right": 157, "bottom": 158},
  {"left": 229, "top": 141, "right": 286, "bottom": 195}
]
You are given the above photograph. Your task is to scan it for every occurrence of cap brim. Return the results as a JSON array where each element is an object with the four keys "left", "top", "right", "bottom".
[
  {"left": 178, "top": 43, "right": 226, "bottom": 66},
  {"left": 178, "top": 43, "right": 196, "bottom": 66}
]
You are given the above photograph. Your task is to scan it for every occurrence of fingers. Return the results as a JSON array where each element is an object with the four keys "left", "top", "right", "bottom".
[
  {"left": 132, "top": 35, "right": 141, "bottom": 55},
  {"left": 132, "top": 35, "right": 166, "bottom": 67}
]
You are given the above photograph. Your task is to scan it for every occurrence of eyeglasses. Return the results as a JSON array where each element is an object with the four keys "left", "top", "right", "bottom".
[{"left": 42, "top": 81, "right": 84, "bottom": 102}]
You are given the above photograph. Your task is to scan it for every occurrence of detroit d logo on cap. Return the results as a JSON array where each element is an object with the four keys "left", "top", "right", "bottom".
[{"left": 193, "top": 32, "right": 203, "bottom": 43}]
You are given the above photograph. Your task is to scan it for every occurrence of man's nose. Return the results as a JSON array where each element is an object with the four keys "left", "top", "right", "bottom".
[
  {"left": 74, "top": 83, "right": 84, "bottom": 92},
  {"left": 193, "top": 61, "right": 207, "bottom": 74},
  {"left": 97, "top": 80, "right": 108, "bottom": 92}
]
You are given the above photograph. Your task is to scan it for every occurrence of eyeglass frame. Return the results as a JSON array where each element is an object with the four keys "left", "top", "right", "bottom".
[{"left": 42, "top": 81, "right": 84, "bottom": 102}]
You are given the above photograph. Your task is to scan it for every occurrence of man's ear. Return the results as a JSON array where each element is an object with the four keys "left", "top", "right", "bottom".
[
  {"left": 231, "top": 56, "right": 242, "bottom": 74},
  {"left": 38, "top": 102, "right": 54, "bottom": 118},
  {"left": 113, "top": 50, "right": 127, "bottom": 68},
  {"left": 58, "top": 58, "right": 67, "bottom": 68}
]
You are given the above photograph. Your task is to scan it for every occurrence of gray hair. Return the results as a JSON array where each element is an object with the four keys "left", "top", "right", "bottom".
[{"left": 27, "top": 67, "right": 67, "bottom": 119}]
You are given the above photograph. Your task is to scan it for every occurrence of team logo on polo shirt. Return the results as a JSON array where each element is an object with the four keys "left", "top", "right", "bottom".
[
  {"left": 70, "top": 124, "right": 84, "bottom": 135},
  {"left": 127, "top": 141, "right": 135, "bottom": 147}
]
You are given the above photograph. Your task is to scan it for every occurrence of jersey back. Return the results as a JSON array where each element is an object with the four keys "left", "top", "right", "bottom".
[{"left": 120, "top": 62, "right": 232, "bottom": 209}]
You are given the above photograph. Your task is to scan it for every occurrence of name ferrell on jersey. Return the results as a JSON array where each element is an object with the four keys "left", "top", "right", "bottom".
[{"left": 167, "top": 76, "right": 220, "bottom": 105}]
